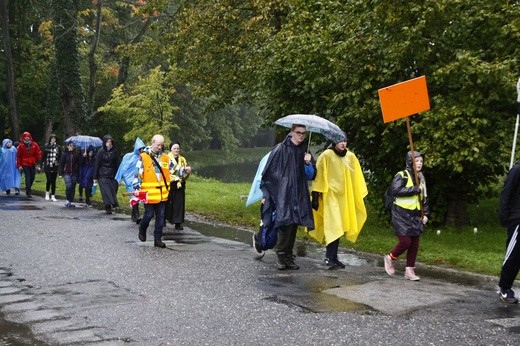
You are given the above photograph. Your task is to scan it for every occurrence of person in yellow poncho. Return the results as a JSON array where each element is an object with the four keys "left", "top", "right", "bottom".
[{"left": 308, "top": 134, "right": 368, "bottom": 269}]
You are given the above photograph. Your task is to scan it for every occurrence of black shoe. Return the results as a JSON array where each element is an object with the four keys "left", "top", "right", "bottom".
[
  {"left": 333, "top": 258, "right": 346, "bottom": 268},
  {"left": 252, "top": 233, "right": 262, "bottom": 253},
  {"left": 138, "top": 229, "right": 146, "bottom": 242},
  {"left": 276, "top": 256, "right": 288, "bottom": 270},
  {"left": 105, "top": 206, "right": 112, "bottom": 214},
  {"left": 135, "top": 218, "right": 142, "bottom": 225},
  {"left": 175, "top": 224, "right": 184, "bottom": 230},
  {"left": 324, "top": 258, "right": 337, "bottom": 270},
  {"left": 285, "top": 255, "right": 300, "bottom": 270},
  {"left": 154, "top": 240, "right": 166, "bottom": 248},
  {"left": 500, "top": 289, "right": 519, "bottom": 304},
  {"left": 5, "top": 190, "right": 10, "bottom": 195}
]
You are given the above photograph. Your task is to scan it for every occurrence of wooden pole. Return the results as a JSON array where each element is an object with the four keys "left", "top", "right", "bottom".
[{"left": 406, "top": 117, "right": 424, "bottom": 218}]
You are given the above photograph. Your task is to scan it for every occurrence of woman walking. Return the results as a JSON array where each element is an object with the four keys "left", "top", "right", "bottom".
[
  {"left": 93, "top": 135, "right": 120, "bottom": 214},
  {"left": 59, "top": 142, "right": 81, "bottom": 207},
  {"left": 165, "top": 142, "right": 191, "bottom": 230},
  {"left": 383, "top": 151, "right": 430, "bottom": 281},
  {"left": 42, "top": 134, "right": 61, "bottom": 201}
]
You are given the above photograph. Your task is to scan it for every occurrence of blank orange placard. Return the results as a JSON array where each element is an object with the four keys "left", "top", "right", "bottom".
[{"left": 378, "top": 76, "right": 430, "bottom": 123}]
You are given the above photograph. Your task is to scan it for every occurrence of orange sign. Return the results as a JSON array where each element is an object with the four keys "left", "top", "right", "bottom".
[{"left": 378, "top": 76, "right": 430, "bottom": 123}]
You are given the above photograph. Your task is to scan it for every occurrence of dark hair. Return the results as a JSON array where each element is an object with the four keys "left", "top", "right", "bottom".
[
  {"left": 169, "top": 141, "right": 181, "bottom": 150},
  {"left": 291, "top": 124, "right": 306, "bottom": 131}
]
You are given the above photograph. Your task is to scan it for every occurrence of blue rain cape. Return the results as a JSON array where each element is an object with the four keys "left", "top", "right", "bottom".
[
  {"left": 0, "top": 139, "right": 21, "bottom": 191},
  {"left": 115, "top": 137, "right": 146, "bottom": 193}
]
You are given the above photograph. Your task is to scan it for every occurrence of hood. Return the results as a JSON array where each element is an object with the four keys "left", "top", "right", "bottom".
[
  {"left": 406, "top": 151, "right": 423, "bottom": 171},
  {"left": 102, "top": 134, "right": 114, "bottom": 149},
  {"left": 133, "top": 137, "right": 146, "bottom": 155},
  {"left": 86, "top": 145, "right": 96, "bottom": 155},
  {"left": 21, "top": 131, "right": 33, "bottom": 142},
  {"left": 2, "top": 138, "right": 12, "bottom": 149}
]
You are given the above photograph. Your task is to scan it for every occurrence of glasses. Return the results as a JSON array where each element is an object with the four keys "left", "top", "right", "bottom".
[{"left": 293, "top": 131, "right": 306, "bottom": 136}]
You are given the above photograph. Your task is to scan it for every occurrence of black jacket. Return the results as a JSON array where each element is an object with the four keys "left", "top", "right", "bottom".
[
  {"left": 499, "top": 162, "right": 520, "bottom": 227},
  {"left": 59, "top": 150, "right": 81, "bottom": 177},
  {"left": 93, "top": 135, "right": 119, "bottom": 179}
]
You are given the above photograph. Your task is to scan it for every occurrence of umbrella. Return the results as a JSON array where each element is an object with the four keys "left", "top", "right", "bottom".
[
  {"left": 274, "top": 114, "right": 345, "bottom": 143},
  {"left": 245, "top": 151, "right": 270, "bottom": 207},
  {"left": 65, "top": 135, "right": 103, "bottom": 151}
]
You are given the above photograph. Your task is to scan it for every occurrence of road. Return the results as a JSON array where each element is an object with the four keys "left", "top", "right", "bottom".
[{"left": 0, "top": 194, "right": 519, "bottom": 345}]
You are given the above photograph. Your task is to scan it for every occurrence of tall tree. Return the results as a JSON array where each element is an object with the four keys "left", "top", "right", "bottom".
[
  {"left": 0, "top": 0, "right": 19, "bottom": 140},
  {"left": 52, "top": 0, "right": 86, "bottom": 137}
]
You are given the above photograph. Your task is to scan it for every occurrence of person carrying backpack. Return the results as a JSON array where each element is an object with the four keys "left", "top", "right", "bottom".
[{"left": 383, "top": 151, "right": 429, "bottom": 281}]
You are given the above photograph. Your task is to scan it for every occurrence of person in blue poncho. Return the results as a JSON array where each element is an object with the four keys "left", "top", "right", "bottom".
[
  {"left": 0, "top": 139, "right": 21, "bottom": 195},
  {"left": 115, "top": 137, "right": 146, "bottom": 223}
]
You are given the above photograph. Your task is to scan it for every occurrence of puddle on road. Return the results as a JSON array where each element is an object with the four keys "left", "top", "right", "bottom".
[{"left": 0, "top": 311, "right": 47, "bottom": 346}]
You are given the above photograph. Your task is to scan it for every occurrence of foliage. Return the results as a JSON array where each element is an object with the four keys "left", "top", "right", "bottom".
[{"left": 97, "top": 66, "right": 177, "bottom": 146}]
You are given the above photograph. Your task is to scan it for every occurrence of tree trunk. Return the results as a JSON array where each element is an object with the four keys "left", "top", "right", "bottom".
[
  {"left": 52, "top": 0, "right": 86, "bottom": 137},
  {"left": 0, "top": 0, "right": 19, "bottom": 140},
  {"left": 116, "top": 17, "right": 151, "bottom": 86},
  {"left": 445, "top": 195, "right": 470, "bottom": 228}
]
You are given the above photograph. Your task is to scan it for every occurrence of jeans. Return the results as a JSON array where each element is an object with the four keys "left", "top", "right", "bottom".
[
  {"left": 22, "top": 166, "right": 36, "bottom": 196},
  {"left": 140, "top": 202, "right": 166, "bottom": 241},
  {"left": 63, "top": 174, "right": 78, "bottom": 203}
]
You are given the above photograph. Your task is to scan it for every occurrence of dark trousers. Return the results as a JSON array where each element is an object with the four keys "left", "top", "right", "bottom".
[
  {"left": 499, "top": 224, "right": 520, "bottom": 290},
  {"left": 45, "top": 172, "right": 58, "bottom": 195},
  {"left": 326, "top": 238, "right": 340, "bottom": 259},
  {"left": 22, "top": 166, "right": 36, "bottom": 196},
  {"left": 140, "top": 202, "right": 166, "bottom": 241},
  {"left": 63, "top": 174, "right": 77, "bottom": 202},
  {"left": 85, "top": 187, "right": 92, "bottom": 205},
  {"left": 390, "top": 235, "right": 420, "bottom": 267},
  {"left": 276, "top": 224, "right": 298, "bottom": 257}
]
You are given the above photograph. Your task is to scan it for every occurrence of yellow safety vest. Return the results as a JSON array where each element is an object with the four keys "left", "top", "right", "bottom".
[
  {"left": 140, "top": 153, "right": 170, "bottom": 204},
  {"left": 393, "top": 170, "right": 422, "bottom": 211}
]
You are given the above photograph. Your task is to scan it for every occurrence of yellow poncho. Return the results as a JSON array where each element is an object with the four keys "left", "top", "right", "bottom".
[{"left": 308, "top": 149, "right": 368, "bottom": 244}]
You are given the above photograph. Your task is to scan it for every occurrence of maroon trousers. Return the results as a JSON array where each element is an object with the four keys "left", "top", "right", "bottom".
[{"left": 390, "top": 235, "right": 420, "bottom": 267}]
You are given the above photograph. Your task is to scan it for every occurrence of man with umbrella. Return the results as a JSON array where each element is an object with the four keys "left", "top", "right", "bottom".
[{"left": 260, "top": 124, "right": 316, "bottom": 270}]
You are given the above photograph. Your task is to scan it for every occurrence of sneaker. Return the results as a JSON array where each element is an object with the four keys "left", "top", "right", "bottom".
[
  {"left": 51, "top": 195, "right": 57, "bottom": 202},
  {"left": 500, "top": 289, "right": 519, "bottom": 304},
  {"left": 69, "top": 203, "right": 76, "bottom": 208},
  {"left": 284, "top": 255, "right": 300, "bottom": 270},
  {"left": 404, "top": 267, "right": 420, "bottom": 281},
  {"left": 324, "top": 258, "right": 337, "bottom": 270},
  {"left": 154, "top": 240, "right": 166, "bottom": 248},
  {"left": 384, "top": 255, "right": 395, "bottom": 276},
  {"left": 276, "top": 256, "right": 288, "bottom": 270},
  {"left": 15, "top": 189, "right": 20, "bottom": 195},
  {"left": 252, "top": 233, "right": 262, "bottom": 253},
  {"left": 64, "top": 201, "right": 70, "bottom": 207},
  {"left": 175, "top": 223, "right": 184, "bottom": 230},
  {"left": 333, "top": 258, "right": 346, "bottom": 268},
  {"left": 45, "top": 192, "right": 50, "bottom": 201}
]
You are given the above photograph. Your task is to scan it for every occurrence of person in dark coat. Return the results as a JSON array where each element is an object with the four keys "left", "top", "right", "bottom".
[
  {"left": 93, "top": 135, "right": 120, "bottom": 214},
  {"left": 260, "top": 124, "right": 316, "bottom": 270},
  {"left": 59, "top": 142, "right": 81, "bottom": 207},
  {"left": 383, "top": 151, "right": 430, "bottom": 281},
  {"left": 165, "top": 141, "right": 192, "bottom": 230},
  {"left": 497, "top": 161, "right": 520, "bottom": 304},
  {"left": 79, "top": 146, "right": 96, "bottom": 207},
  {"left": 42, "top": 134, "right": 61, "bottom": 202}
]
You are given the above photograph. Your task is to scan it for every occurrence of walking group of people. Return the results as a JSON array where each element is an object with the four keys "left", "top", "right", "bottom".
[{"left": 257, "top": 123, "right": 429, "bottom": 281}]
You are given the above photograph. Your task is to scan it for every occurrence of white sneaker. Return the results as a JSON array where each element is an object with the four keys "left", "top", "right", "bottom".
[
  {"left": 404, "top": 267, "right": 420, "bottom": 281},
  {"left": 45, "top": 192, "right": 50, "bottom": 201},
  {"left": 384, "top": 255, "right": 395, "bottom": 276},
  {"left": 51, "top": 195, "right": 57, "bottom": 202}
]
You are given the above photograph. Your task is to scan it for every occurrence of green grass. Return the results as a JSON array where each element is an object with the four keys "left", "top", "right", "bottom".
[{"left": 28, "top": 164, "right": 507, "bottom": 277}]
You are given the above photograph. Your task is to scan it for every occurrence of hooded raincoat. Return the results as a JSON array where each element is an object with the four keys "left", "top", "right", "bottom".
[
  {"left": 115, "top": 137, "right": 146, "bottom": 193},
  {"left": 390, "top": 151, "right": 430, "bottom": 236},
  {"left": 0, "top": 139, "right": 21, "bottom": 191},
  {"left": 308, "top": 148, "right": 368, "bottom": 244},
  {"left": 260, "top": 135, "right": 315, "bottom": 230}
]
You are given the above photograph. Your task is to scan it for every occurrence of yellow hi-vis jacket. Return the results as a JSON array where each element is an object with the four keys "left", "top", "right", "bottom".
[
  {"left": 393, "top": 170, "right": 421, "bottom": 211},
  {"left": 140, "top": 152, "right": 170, "bottom": 204}
]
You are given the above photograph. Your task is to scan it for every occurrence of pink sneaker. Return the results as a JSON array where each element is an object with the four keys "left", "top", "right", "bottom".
[
  {"left": 384, "top": 255, "right": 395, "bottom": 276},
  {"left": 404, "top": 267, "right": 420, "bottom": 281}
]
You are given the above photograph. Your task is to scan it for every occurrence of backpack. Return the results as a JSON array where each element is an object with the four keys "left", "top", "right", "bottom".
[
  {"left": 384, "top": 171, "right": 405, "bottom": 211},
  {"left": 252, "top": 210, "right": 279, "bottom": 258}
]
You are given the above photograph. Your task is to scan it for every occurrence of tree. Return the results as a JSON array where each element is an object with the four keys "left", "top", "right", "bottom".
[{"left": 52, "top": 0, "right": 86, "bottom": 137}]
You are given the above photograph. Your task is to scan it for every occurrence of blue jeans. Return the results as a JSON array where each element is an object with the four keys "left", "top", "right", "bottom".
[
  {"left": 140, "top": 202, "right": 166, "bottom": 241},
  {"left": 22, "top": 166, "right": 36, "bottom": 196},
  {"left": 63, "top": 174, "right": 78, "bottom": 203}
]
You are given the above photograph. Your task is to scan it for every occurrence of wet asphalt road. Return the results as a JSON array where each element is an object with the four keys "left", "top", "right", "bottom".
[{"left": 0, "top": 194, "right": 519, "bottom": 345}]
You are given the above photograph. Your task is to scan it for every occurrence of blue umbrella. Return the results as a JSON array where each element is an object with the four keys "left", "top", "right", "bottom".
[
  {"left": 65, "top": 135, "right": 103, "bottom": 151},
  {"left": 245, "top": 151, "right": 270, "bottom": 207},
  {"left": 275, "top": 113, "right": 345, "bottom": 144}
]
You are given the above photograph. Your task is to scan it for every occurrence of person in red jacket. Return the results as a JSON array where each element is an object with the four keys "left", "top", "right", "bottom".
[{"left": 16, "top": 131, "right": 42, "bottom": 198}]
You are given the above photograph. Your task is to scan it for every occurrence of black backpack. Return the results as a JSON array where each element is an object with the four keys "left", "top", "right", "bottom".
[{"left": 384, "top": 171, "right": 405, "bottom": 211}]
